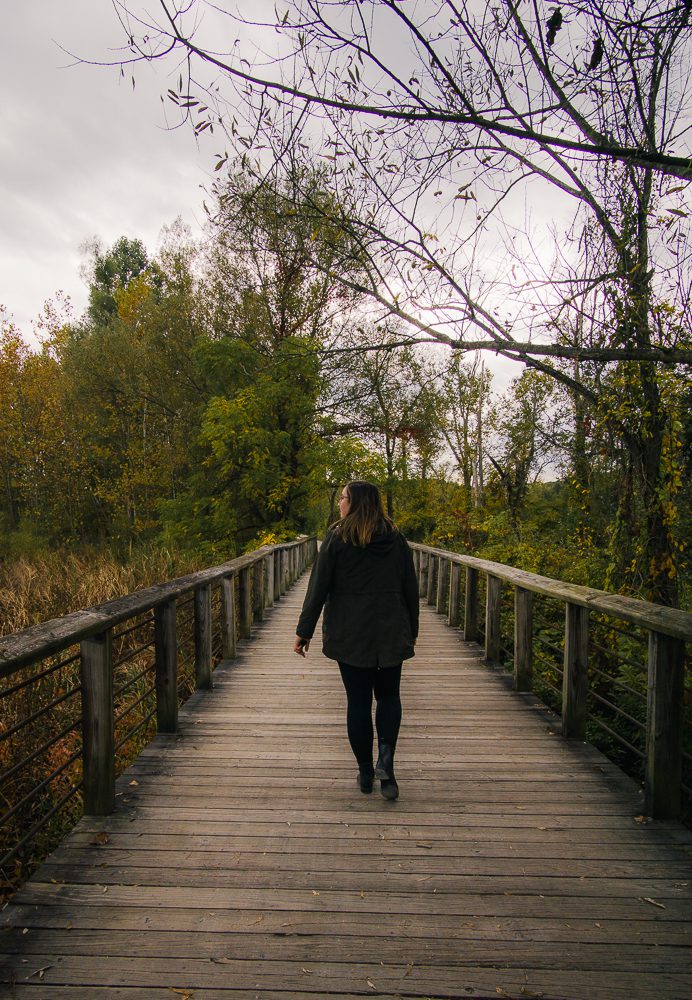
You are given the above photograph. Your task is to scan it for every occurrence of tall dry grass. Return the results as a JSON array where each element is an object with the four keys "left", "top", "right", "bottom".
[
  {"left": 0, "top": 546, "right": 207, "bottom": 638},
  {"left": 0, "top": 545, "right": 210, "bottom": 902}
]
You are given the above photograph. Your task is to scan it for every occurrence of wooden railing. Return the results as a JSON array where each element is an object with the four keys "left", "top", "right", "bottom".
[
  {"left": 0, "top": 537, "right": 316, "bottom": 892},
  {"left": 411, "top": 543, "right": 692, "bottom": 821}
]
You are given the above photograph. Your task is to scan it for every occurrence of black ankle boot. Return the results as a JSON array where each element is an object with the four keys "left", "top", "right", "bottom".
[
  {"left": 380, "top": 775, "right": 399, "bottom": 800},
  {"left": 357, "top": 766, "right": 374, "bottom": 794},
  {"left": 374, "top": 743, "right": 394, "bottom": 780}
]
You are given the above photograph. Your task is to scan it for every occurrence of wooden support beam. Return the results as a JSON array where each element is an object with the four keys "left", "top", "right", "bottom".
[
  {"left": 253, "top": 559, "right": 265, "bottom": 622},
  {"left": 80, "top": 630, "right": 115, "bottom": 816},
  {"left": 464, "top": 567, "right": 479, "bottom": 643},
  {"left": 220, "top": 576, "right": 237, "bottom": 660},
  {"left": 426, "top": 555, "right": 438, "bottom": 606},
  {"left": 514, "top": 586, "right": 533, "bottom": 692},
  {"left": 485, "top": 574, "right": 501, "bottom": 665},
  {"left": 238, "top": 567, "right": 253, "bottom": 639},
  {"left": 418, "top": 551, "right": 429, "bottom": 599},
  {"left": 194, "top": 586, "right": 213, "bottom": 690},
  {"left": 154, "top": 600, "right": 178, "bottom": 733},
  {"left": 645, "top": 632, "right": 685, "bottom": 819},
  {"left": 436, "top": 558, "right": 450, "bottom": 615},
  {"left": 264, "top": 555, "right": 274, "bottom": 609},
  {"left": 562, "top": 602, "right": 589, "bottom": 739},
  {"left": 448, "top": 562, "right": 461, "bottom": 628}
]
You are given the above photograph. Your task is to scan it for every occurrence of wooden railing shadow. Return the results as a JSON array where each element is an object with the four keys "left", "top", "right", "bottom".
[
  {"left": 0, "top": 536, "right": 316, "bottom": 899},
  {"left": 412, "top": 543, "right": 692, "bottom": 821}
]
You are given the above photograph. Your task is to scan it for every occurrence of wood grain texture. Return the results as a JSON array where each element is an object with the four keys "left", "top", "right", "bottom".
[{"left": 2, "top": 574, "right": 692, "bottom": 999}]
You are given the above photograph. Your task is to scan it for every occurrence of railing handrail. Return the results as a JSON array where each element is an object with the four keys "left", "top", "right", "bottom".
[
  {"left": 409, "top": 543, "right": 692, "bottom": 640},
  {"left": 0, "top": 537, "right": 312, "bottom": 678}
]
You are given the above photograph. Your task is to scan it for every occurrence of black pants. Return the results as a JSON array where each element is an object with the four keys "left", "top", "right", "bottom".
[{"left": 338, "top": 662, "right": 402, "bottom": 771}]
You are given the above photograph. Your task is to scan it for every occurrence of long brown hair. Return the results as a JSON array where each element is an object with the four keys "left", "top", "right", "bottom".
[{"left": 332, "top": 481, "right": 397, "bottom": 547}]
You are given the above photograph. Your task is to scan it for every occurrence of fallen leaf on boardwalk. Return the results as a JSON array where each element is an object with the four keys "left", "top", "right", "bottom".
[
  {"left": 366, "top": 979, "right": 377, "bottom": 991},
  {"left": 102, "top": 886, "right": 108, "bottom": 893},
  {"left": 416, "top": 842, "right": 433, "bottom": 849},
  {"left": 26, "top": 966, "right": 52, "bottom": 981},
  {"left": 404, "top": 961, "right": 415, "bottom": 977},
  {"left": 360, "top": 890, "right": 366, "bottom": 898},
  {"left": 129, "top": 779, "right": 139, "bottom": 786},
  {"left": 250, "top": 915, "right": 264, "bottom": 925},
  {"left": 90, "top": 832, "right": 110, "bottom": 846},
  {"left": 640, "top": 896, "right": 666, "bottom": 909},
  {"left": 21, "top": 928, "right": 28, "bottom": 935},
  {"left": 495, "top": 989, "right": 510, "bottom": 997},
  {"left": 301, "top": 967, "right": 313, "bottom": 975},
  {"left": 520, "top": 988, "right": 545, "bottom": 997},
  {"left": 311, "top": 890, "right": 320, "bottom": 896},
  {"left": 634, "top": 814, "right": 652, "bottom": 824},
  {"left": 169, "top": 990, "right": 194, "bottom": 999}
]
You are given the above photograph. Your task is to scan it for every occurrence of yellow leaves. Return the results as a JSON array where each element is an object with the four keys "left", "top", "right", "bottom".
[{"left": 115, "top": 274, "right": 153, "bottom": 326}]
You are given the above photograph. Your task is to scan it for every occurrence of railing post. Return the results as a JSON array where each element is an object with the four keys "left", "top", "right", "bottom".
[
  {"left": 253, "top": 558, "right": 265, "bottom": 621},
  {"left": 194, "top": 585, "right": 213, "bottom": 690},
  {"left": 238, "top": 566, "right": 253, "bottom": 639},
  {"left": 418, "top": 551, "right": 429, "bottom": 598},
  {"left": 221, "top": 575, "right": 237, "bottom": 660},
  {"left": 265, "top": 554, "right": 274, "bottom": 609},
  {"left": 155, "top": 599, "right": 178, "bottom": 733},
  {"left": 436, "top": 558, "right": 450, "bottom": 615},
  {"left": 645, "top": 632, "right": 685, "bottom": 819},
  {"left": 464, "top": 567, "right": 479, "bottom": 642},
  {"left": 412, "top": 548, "right": 420, "bottom": 580},
  {"left": 562, "top": 602, "right": 589, "bottom": 739},
  {"left": 485, "top": 574, "right": 501, "bottom": 664},
  {"left": 80, "top": 629, "right": 115, "bottom": 816},
  {"left": 281, "top": 549, "right": 289, "bottom": 595},
  {"left": 426, "top": 555, "right": 438, "bottom": 605},
  {"left": 448, "top": 562, "right": 461, "bottom": 628},
  {"left": 274, "top": 549, "right": 282, "bottom": 600},
  {"left": 514, "top": 586, "right": 533, "bottom": 691}
]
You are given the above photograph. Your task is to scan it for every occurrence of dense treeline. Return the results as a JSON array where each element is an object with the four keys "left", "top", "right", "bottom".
[{"left": 1, "top": 176, "right": 689, "bottom": 613}]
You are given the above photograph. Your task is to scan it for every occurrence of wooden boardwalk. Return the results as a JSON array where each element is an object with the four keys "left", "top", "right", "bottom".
[{"left": 2, "top": 574, "right": 691, "bottom": 999}]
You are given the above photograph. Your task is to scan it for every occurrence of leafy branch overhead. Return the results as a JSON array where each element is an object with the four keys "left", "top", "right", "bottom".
[{"left": 102, "top": 1, "right": 692, "bottom": 367}]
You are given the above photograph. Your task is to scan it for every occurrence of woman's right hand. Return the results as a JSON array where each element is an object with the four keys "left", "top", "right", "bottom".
[{"left": 294, "top": 635, "right": 310, "bottom": 657}]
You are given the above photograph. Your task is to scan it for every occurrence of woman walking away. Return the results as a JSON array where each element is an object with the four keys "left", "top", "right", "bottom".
[{"left": 293, "top": 481, "right": 419, "bottom": 800}]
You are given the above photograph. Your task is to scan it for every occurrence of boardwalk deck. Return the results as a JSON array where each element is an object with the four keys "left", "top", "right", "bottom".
[{"left": 2, "top": 574, "right": 691, "bottom": 999}]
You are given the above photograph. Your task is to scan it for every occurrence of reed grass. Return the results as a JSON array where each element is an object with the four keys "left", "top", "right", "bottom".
[{"left": 0, "top": 545, "right": 209, "bottom": 902}]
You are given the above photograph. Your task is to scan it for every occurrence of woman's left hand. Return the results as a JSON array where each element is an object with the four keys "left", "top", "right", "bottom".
[{"left": 294, "top": 635, "right": 310, "bottom": 657}]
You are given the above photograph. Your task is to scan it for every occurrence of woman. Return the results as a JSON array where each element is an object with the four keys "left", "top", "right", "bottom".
[{"left": 293, "top": 481, "right": 419, "bottom": 800}]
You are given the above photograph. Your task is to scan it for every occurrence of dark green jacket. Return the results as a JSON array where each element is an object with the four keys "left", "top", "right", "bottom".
[{"left": 296, "top": 529, "right": 419, "bottom": 668}]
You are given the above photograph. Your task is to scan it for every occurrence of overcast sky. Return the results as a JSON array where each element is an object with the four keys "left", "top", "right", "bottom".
[
  {"left": 2, "top": 2, "right": 213, "bottom": 338},
  {"left": 1, "top": 2, "right": 525, "bottom": 393}
]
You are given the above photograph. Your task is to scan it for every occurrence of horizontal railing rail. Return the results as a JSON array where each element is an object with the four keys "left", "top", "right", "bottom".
[
  {"left": 412, "top": 543, "right": 692, "bottom": 821},
  {"left": 0, "top": 536, "right": 316, "bottom": 897}
]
